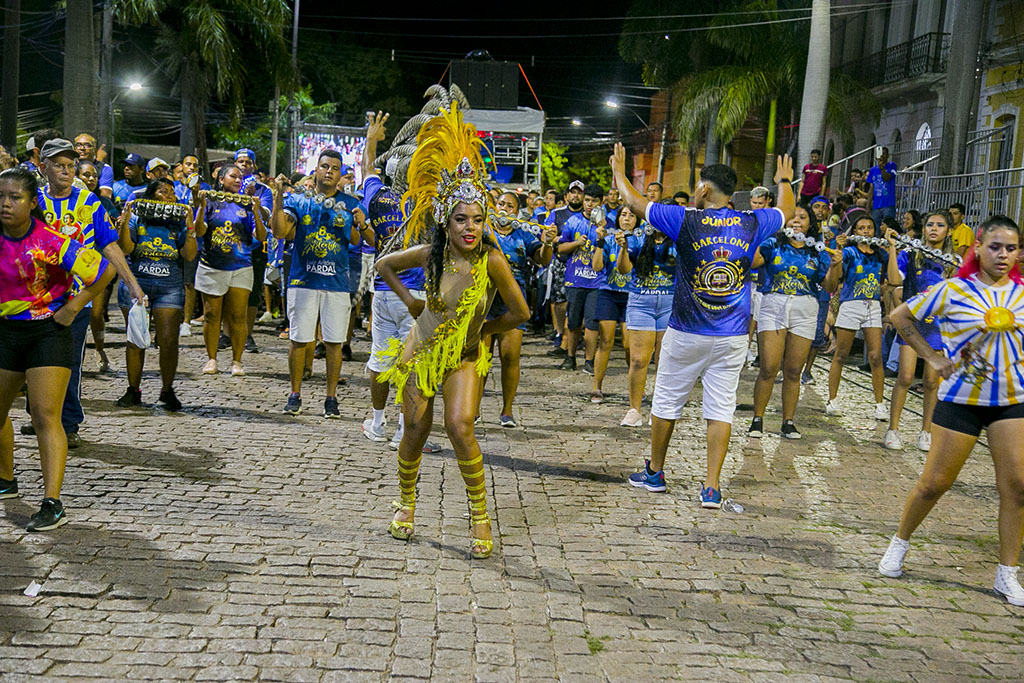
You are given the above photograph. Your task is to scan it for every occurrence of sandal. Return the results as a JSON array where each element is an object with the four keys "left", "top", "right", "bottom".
[
  {"left": 388, "top": 500, "right": 415, "bottom": 541},
  {"left": 469, "top": 510, "right": 493, "bottom": 559}
]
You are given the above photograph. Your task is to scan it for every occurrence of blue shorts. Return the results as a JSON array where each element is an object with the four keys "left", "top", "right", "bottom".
[
  {"left": 487, "top": 282, "right": 527, "bottom": 331},
  {"left": 812, "top": 297, "right": 830, "bottom": 348},
  {"left": 118, "top": 277, "right": 184, "bottom": 310},
  {"left": 588, "top": 289, "right": 629, "bottom": 329},
  {"left": 625, "top": 291, "right": 673, "bottom": 332},
  {"left": 348, "top": 251, "right": 362, "bottom": 293},
  {"left": 896, "top": 318, "right": 943, "bottom": 351}
]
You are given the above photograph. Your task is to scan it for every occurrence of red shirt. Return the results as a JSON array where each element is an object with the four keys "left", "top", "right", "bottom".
[{"left": 801, "top": 163, "right": 827, "bottom": 196}]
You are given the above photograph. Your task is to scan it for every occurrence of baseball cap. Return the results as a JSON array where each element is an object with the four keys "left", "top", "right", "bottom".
[
  {"left": 568, "top": 180, "right": 585, "bottom": 193},
  {"left": 809, "top": 195, "right": 830, "bottom": 206},
  {"left": 40, "top": 138, "right": 76, "bottom": 160},
  {"left": 340, "top": 164, "right": 355, "bottom": 177},
  {"left": 146, "top": 157, "right": 170, "bottom": 172},
  {"left": 124, "top": 153, "right": 145, "bottom": 167},
  {"left": 234, "top": 148, "right": 255, "bottom": 162}
]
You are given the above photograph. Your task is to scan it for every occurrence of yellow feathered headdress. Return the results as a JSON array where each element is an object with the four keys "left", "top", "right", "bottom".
[{"left": 399, "top": 101, "right": 491, "bottom": 247}]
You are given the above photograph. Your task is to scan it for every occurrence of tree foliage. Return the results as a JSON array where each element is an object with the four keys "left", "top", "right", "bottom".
[{"left": 542, "top": 142, "right": 569, "bottom": 189}]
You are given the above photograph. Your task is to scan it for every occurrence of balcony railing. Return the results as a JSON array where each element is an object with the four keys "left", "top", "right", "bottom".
[{"left": 838, "top": 32, "right": 950, "bottom": 89}]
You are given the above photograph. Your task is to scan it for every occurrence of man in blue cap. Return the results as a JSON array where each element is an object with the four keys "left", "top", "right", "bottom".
[{"left": 112, "top": 153, "right": 147, "bottom": 208}]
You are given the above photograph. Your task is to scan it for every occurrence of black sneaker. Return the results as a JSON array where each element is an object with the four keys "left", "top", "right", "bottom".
[
  {"left": 342, "top": 344, "right": 353, "bottom": 361},
  {"left": 582, "top": 360, "right": 594, "bottom": 376},
  {"left": 20, "top": 423, "right": 35, "bottom": 436},
  {"left": 158, "top": 388, "right": 182, "bottom": 412},
  {"left": 547, "top": 346, "right": 567, "bottom": 358},
  {"left": 323, "top": 396, "right": 340, "bottom": 419},
  {"left": 748, "top": 417, "right": 764, "bottom": 438},
  {"left": 218, "top": 333, "right": 230, "bottom": 350},
  {"left": 115, "top": 387, "right": 142, "bottom": 408},
  {"left": 0, "top": 477, "right": 18, "bottom": 499},
  {"left": 558, "top": 356, "right": 577, "bottom": 371},
  {"left": 314, "top": 342, "right": 326, "bottom": 360},
  {"left": 781, "top": 421, "right": 802, "bottom": 440},
  {"left": 27, "top": 497, "right": 67, "bottom": 532},
  {"left": 284, "top": 393, "right": 302, "bottom": 415},
  {"left": 245, "top": 336, "right": 259, "bottom": 353},
  {"left": 66, "top": 432, "right": 82, "bottom": 449}
]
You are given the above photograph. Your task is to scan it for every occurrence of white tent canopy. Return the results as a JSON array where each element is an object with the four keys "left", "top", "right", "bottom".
[{"left": 464, "top": 107, "right": 545, "bottom": 134}]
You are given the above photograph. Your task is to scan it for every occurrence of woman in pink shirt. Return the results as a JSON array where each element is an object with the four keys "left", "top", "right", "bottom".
[{"left": 0, "top": 167, "right": 114, "bottom": 531}]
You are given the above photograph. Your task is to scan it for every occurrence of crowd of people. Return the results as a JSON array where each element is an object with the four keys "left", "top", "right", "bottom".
[{"left": 0, "top": 102, "right": 1021, "bottom": 607}]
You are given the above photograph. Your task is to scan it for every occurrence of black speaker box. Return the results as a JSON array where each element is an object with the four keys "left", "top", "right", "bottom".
[{"left": 450, "top": 60, "right": 519, "bottom": 110}]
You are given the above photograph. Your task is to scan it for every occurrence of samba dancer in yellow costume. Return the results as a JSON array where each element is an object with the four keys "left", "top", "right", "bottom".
[{"left": 374, "top": 101, "right": 529, "bottom": 559}]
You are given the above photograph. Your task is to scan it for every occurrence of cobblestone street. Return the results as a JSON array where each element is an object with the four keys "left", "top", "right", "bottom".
[{"left": 1, "top": 320, "right": 1022, "bottom": 681}]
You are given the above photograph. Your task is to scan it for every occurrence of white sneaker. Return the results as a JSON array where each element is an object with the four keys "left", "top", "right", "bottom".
[
  {"left": 994, "top": 564, "right": 1024, "bottom": 606},
  {"left": 190, "top": 317, "right": 204, "bottom": 326},
  {"left": 824, "top": 399, "right": 843, "bottom": 416},
  {"left": 879, "top": 535, "right": 910, "bottom": 578},
  {"left": 620, "top": 408, "right": 643, "bottom": 427},
  {"left": 179, "top": 322, "right": 191, "bottom": 337},
  {"left": 361, "top": 418, "right": 387, "bottom": 443},
  {"left": 874, "top": 402, "right": 888, "bottom": 420},
  {"left": 230, "top": 362, "right": 245, "bottom": 377},
  {"left": 883, "top": 429, "right": 903, "bottom": 450},
  {"left": 202, "top": 358, "right": 218, "bottom": 375},
  {"left": 917, "top": 430, "right": 931, "bottom": 452},
  {"left": 257, "top": 311, "right": 273, "bottom": 324}
]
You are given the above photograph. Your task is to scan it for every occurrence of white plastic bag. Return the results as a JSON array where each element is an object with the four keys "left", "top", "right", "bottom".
[{"left": 126, "top": 300, "right": 150, "bottom": 349}]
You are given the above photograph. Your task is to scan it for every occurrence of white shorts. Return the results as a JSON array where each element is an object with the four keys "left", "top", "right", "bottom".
[
  {"left": 264, "top": 265, "right": 281, "bottom": 286},
  {"left": 750, "top": 290, "right": 763, "bottom": 319},
  {"left": 359, "top": 252, "right": 375, "bottom": 294},
  {"left": 650, "top": 328, "right": 748, "bottom": 424},
  {"left": 757, "top": 293, "right": 819, "bottom": 340},
  {"left": 287, "top": 288, "right": 352, "bottom": 344},
  {"left": 195, "top": 263, "right": 253, "bottom": 296},
  {"left": 835, "top": 299, "right": 882, "bottom": 330},
  {"left": 366, "top": 289, "right": 425, "bottom": 373}
]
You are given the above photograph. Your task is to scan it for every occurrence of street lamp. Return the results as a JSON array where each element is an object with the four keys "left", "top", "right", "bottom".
[
  {"left": 109, "top": 82, "right": 144, "bottom": 165},
  {"left": 604, "top": 99, "right": 652, "bottom": 132},
  {"left": 604, "top": 98, "right": 667, "bottom": 185}
]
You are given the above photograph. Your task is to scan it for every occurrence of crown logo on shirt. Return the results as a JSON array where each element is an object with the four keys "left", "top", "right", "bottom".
[{"left": 712, "top": 246, "right": 730, "bottom": 261}]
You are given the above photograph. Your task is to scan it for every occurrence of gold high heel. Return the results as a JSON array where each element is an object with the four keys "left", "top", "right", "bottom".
[
  {"left": 469, "top": 510, "right": 493, "bottom": 559},
  {"left": 388, "top": 500, "right": 415, "bottom": 541}
]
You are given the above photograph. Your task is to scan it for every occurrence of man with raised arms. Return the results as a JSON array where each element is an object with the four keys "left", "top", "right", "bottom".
[{"left": 610, "top": 142, "right": 795, "bottom": 507}]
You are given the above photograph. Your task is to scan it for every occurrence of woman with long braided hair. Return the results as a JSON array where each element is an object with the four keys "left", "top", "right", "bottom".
[{"left": 375, "top": 102, "right": 528, "bottom": 559}]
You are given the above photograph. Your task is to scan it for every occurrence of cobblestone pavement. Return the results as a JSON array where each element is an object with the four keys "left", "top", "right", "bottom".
[{"left": 1, "top": 319, "right": 1023, "bottom": 682}]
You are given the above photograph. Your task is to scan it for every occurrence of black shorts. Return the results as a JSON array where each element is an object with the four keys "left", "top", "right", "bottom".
[
  {"left": 249, "top": 248, "right": 268, "bottom": 307},
  {"left": 566, "top": 287, "right": 598, "bottom": 331},
  {"left": 0, "top": 318, "right": 74, "bottom": 372},
  {"left": 589, "top": 289, "right": 629, "bottom": 329},
  {"left": 932, "top": 400, "right": 1024, "bottom": 437}
]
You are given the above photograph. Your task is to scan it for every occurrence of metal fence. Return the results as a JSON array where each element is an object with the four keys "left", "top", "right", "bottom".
[{"left": 916, "top": 167, "right": 1024, "bottom": 228}]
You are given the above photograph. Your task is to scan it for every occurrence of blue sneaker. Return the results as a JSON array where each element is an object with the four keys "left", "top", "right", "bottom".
[
  {"left": 283, "top": 393, "right": 302, "bottom": 415},
  {"left": 700, "top": 485, "right": 722, "bottom": 509},
  {"left": 628, "top": 461, "right": 667, "bottom": 492},
  {"left": 0, "top": 477, "right": 18, "bottom": 499}
]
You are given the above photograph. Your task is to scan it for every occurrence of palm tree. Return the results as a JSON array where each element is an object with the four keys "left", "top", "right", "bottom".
[
  {"left": 112, "top": 0, "right": 293, "bottom": 169},
  {"left": 796, "top": 0, "right": 830, "bottom": 173}
]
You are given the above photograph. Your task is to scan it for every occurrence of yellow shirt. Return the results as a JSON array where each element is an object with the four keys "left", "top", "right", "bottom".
[{"left": 952, "top": 223, "right": 974, "bottom": 252}]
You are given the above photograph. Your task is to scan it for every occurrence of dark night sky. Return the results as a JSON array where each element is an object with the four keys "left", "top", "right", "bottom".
[{"left": 13, "top": 1, "right": 650, "bottom": 148}]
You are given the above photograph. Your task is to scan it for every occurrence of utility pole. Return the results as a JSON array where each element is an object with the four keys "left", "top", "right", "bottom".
[
  {"left": 1, "top": 0, "right": 20, "bottom": 152},
  {"left": 98, "top": 4, "right": 113, "bottom": 156},
  {"left": 287, "top": 0, "right": 300, "bottom": 173}
]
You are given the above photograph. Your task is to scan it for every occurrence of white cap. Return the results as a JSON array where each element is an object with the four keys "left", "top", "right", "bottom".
[
  {"left": 146, "top": 157, "right": 170, "bottom": 172},
  {"left": 25, "top": 137, "right": 37, "bottom": 152}
]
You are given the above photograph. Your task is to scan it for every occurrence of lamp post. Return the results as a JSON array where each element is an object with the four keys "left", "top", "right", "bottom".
[
  {"left": 109, "top": 82, "right": 144, "bottom": 166},
  {"left": 605, "top": 99, "right": 666, "bottom": 185}
]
